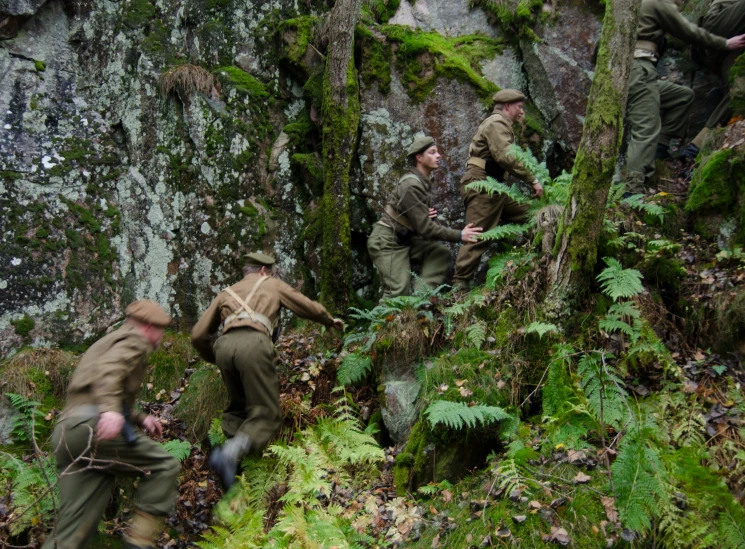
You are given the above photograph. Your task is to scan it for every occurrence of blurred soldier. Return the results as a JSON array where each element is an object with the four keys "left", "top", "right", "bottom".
[
  {"left": 367, "top": 136, "right": 483, "bottom": 300},
  {"left": 681, "top": 0, "right": 745, "bottom": 159},
  {"left": 191, "top": 252, "right": 343, "bottom": 488},
  {"left": 452, "top": 89, "right": 543, "bottom": 290},
  {"left": 624, "top": 0, "right": 745, "bottom": 192},
  {"left": 44, "top": 301, "right": 177, "bottom": 549}
]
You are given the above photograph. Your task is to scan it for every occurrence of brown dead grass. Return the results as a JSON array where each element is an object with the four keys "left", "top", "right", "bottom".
[
  {"left": 0, "top": 348, "right": 77, "bottom": 403},
  {"left": 159, "top": 64, "right": 214, "bottom": 98}
]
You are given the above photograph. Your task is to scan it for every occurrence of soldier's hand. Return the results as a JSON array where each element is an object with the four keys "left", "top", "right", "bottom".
[
  {"left": 532, "top": 182, "right": 544, "bottom": 198},
  {"left": 142, "top": 415, "right": 163, "bottom": 438},
  {"left": 726, "top": 34, "right": 745, "bottom": 50},
  {"left": 428, "top": 208, "right": 438, "bottom": 219},
  {"left": 97, "top": 411, "right": 125, "bottom": 441},
  {"left": 331, "top": 318, "right": 345, "bottom": 331},
  {"left": 461, "top": 223, "right": 483, "bottom": 243}
]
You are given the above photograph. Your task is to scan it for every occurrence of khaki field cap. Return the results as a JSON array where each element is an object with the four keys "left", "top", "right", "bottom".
[
  {"left": 244, "top": 252, "right": 276, "bottom": 267},
  {"left": 407, "top": 136, "right": 436, "bottom": 157},
  {"left": 492, "top": 89, "right": 525, "bottom": 104},
  {"left": 125, "top": 300, "right": 172, "bottom": 327}
]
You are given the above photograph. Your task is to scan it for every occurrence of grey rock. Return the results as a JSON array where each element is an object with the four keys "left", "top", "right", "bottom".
[
  {"left": 379, "top": 377, "right": 421, "bottom": 444},
  {"left": 0, "top": 0, "right": 46, "bottom": 17},
  {"left": 391, "top": 0, "right": 499, "bottom": 37}
]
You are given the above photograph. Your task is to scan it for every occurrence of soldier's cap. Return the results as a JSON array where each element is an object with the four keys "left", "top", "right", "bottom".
[
  {"left": 244, "top": 252, "right": 276, "bottom": 267},
  {"left": 492, "top": 89, "right": 525, "bottom": 104},
  {"left": 406, "top": 136, "right": 436, "bottom": 157},
  {"left": 125, "top": 300, "right": 172, "bottom": 327}
]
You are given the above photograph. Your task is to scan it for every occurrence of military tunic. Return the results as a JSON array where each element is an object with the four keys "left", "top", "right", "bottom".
[
  {"left": 367, "top": 168, "right": 461, "bottom": 299},
  {"left": 626, "top": 0, "right": 729, "bottom": 191},
  {"left": 191, "top": 273, "right": 335, "bottom": 454},
  {"left": 452, "top": 108, "right": 536, "bottom": 285},
  {"left": 44, "top": 323, "right": 179, "bottom": 549}
]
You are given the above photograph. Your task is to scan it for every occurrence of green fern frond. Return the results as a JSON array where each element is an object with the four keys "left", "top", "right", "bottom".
[
  {"left": 622, "top": 194, "right": 667, "bottom": 221},
  {"left": 424, "top": 400, "right": 514, "bottom": 430},
  {"left": 208, "top": 417, "right": 226, "bottom": 447},
  {"left": 525, "top": 322, "right": 559, "bottom": 339},
  {"left": 161, "top": 440, "right": 192, "bottom": 462},
  {"left": 465, "top": 177, "right": 531, "bottom": 204},
  {"left": 478, "top": 223, "right": 530, "bottom": 243},
  {"left": 337, "top": 352, "right": 372, "bottom": 386},
  {"left": 506, "top": 143, "right": 549, "bottom": 184},
  {"left": 577, "top": 352, "right": 628, "bottom": 430},
  {"left": 596, "top": 257, "right": 644, "bottom": 301},
  {"left": 598, "top": 318, "right": 637, "bottom": 338},
  {"left": 465, "top": 321, "right": 487, "bottom": 349}
]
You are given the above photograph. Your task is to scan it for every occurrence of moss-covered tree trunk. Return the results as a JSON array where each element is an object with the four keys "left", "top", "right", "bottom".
[
  {"left": 549, "top": 0, "right": 641, "bottom": 294},
  {"left": 320, "top": 0, "right": 362, "bottom": 314}
]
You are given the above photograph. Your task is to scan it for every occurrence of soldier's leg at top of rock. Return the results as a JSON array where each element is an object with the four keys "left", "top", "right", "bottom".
[
  {"left": 408, "top": 238, "right": 451, "bottom": 292},
  {"left": 658, "top": 79, "right": 695, "bottom": 159},
  {"left": 625, "top": 60, "right": 661, "bottom": 192},
  {"left": 214, "top": 335, "right": 248, "bottom": 438},
  {"left": 453, "top": 188, "right": 507, "bottom": 286},
  {"left": 703, "top": 0, "right": 745, "bottom": 40},
  {"left": 43, "top": 419, "right": 115, "bottom": 549},
  {"left": 367, "top": 223, "right": 413, "bottom": 299}
]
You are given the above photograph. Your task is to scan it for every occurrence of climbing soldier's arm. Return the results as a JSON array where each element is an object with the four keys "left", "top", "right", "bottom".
[
  {"left": 485, "top": 119, "right": 537, "bottom": 184},
  {"left": 398, "top": 180, "right": 462, "bottom": 242},
  {"left": 92, "top": 339, "right": 148, "bottom": 425},
  {"left": 655, "top": 1, "right": 727, "bottom": 50},
  {"left": 191, "top": 297, "right": 223, "bottom": 364},
  {"left": 277, "top": 281, "right": 336, "bottom": 327}
]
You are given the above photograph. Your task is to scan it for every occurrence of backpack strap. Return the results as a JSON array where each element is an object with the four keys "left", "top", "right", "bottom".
[{"left": 223, "top": 276, "right": 273, "bottom": 333}]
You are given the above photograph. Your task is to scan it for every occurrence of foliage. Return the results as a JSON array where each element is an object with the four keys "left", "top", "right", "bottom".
[
  {"left": 621, "top": 193, "right": 667, "bottom": 222},
  {"left": 214, "top": 66, "right": 269, "bottom": 97},
  {"left": 208, "top": 417, "right": 227, "bottom": 448},
  {"left": 6, "top": 393, "right": 44, "bottom": 443},
  {"left": 337, "top": 352, "right": 373, "bottom": 386},
  {"left": 0, "top": 453, "right": 58, "bottom": 536},
  {"left": 596, "top": 257, "right": 644, "bottom": 301},
  {"left": 424, "top": 400, "right": 514, "bottom": 430},
  {"left": 524, "top": 321, "right": 558, "bottom": 339},
  {"left": 577, "top": 352, "right": 628, "bottom": 430},
  {"left": 161, "top": 440, "right": 193, "bottom": 462},
  {"left": 159, "top": 64, "right": 214, "bottom": 98},
  {"left": 465, "top": 320, "right": 487, "bottom": 349}
]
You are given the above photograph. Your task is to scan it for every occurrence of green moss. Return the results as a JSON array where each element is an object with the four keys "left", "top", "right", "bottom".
[
  {"left": 11, "top": 316, "right": 35, "bottom": 337},
  {"left": 729, "top": 52, "right": 745, "bottom": 116},
  {"left": 686, "top": 148, "right": 739, "bottom": 212},
  {"left": 363, "top": 0, "right": 401, "bottom": 23},
  {"left": 643, "top": 255, "right": 686, "bottom": 292},
  {"left": 174, "top": 365, "right": 229, "bottom": 442},
  {"left": 278, "top": 16, "right": 319, "bottom": 66},
  {"left": 214, "top": 66, "right": 269, "bottom": 97},
  {"left": 380, "top": 26, "right": 502, "bottom": 103},
  {"left": 470, "top": 0, "right": 544, "bottom": 41},
  {"left": 282, "top": 111, "right": 314, "bottom": 147},
  {"left": 1, "top": 170, "right": 23, "bottom": 181},
  {"left": 34, "top": 60, "right": 46, "bottom": 72},
  {"left": 35, "top": 227, "right": 50, "bottom": 239},
  {"left": 358, "top": 26, "right": 393, "bottom": 94},
  {"left": 122, "top": 0, "right": 157, "bottom": 30},
  {"left": 291, "top": 152, "right": 324, "bottom": 195}
]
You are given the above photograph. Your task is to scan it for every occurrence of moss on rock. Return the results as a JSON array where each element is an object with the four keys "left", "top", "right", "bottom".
[{"left": 214, "top": 66, "right": 269, "bottom": 97}]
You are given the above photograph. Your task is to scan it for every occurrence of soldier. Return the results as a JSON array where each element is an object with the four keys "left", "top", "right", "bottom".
[
  {"left": 367, "top": 136, "right": 483, "bottom": 300},
  {"left": 681, "top": 0, "right": 745, "bottom": 159},
  {"left": 624, "top": 0, "right": 745, "bottom": 192},
  {"left": 191, "top": 252, "right": 344, "bottom": 488},
  {"left": 43, "top": 300, "right": 177, "bottom": 549},
  {"left": 452, "top": 89, "right": 543, "bottom": 290}
]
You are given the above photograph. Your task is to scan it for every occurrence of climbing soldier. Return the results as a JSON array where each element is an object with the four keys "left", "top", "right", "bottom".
[
  {"left": 44, "top": 300, "right": 178, "bottom": 549},
  {"left": 191, "top": 252, "right": 344, "bottom": 489},
  {"left": 624, "top": 0, "right": 745, "bottom": 192},
  {"left": 681, "top": 0, "right": 745, "bottom": 159},
  {"left": 367, "top": 136, "right": 483, "bottom": 300},
  {"left": 452, "top": 89, "right": 543, "bottom": 291}
]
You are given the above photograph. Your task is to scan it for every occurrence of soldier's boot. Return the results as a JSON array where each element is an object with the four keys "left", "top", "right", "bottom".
[
  {"left": 450, "top": 280, "right": 470, "bottom": 295},
  {"left": 623, "top": 171, "right": 647, "bottom": 198},
  {"left": 209, "top": 433, "right": 251, "bottom": 490},
  {"left": 123, "top": 510, "right": 162, "bottom": 549},
  {"left": 655, "top": 142, "right": 672, "bottom": 160},
  {"left": 680, "top": 128, "right": 708, "bottom": 160}
]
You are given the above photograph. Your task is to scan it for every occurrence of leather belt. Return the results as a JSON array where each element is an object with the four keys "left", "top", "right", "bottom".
[{"left": 223, "top": 310, "right": 273, "bottom": 334}]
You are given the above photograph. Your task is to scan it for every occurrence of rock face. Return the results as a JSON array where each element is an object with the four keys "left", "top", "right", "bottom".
[{"left": 9, "top": 0, "right": 703, "bottom": 356}]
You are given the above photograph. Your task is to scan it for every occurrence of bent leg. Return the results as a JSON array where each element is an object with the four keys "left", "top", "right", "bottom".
[
  {"left": 215, "top": 335, "right": 248, "bottom": 438},
  {"left": 453, "top": 190, "right": 506, "bottom": 284},
  {"left": 626, "top": 60, "right": 661, "bottom": 180},
  {"left": 367, "top": 223, "right": 412, "bottom": 298},
  {"left": 659, "top": 79, "right": 694, "bottom": 140},
  {"left": 409, "top": 239, "right": 452, "bottom": 292}
]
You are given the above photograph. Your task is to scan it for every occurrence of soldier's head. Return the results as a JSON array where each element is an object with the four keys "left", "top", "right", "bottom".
[
  {"left": 125, "top": 300, "right": 171, "bottom": 346},
  {"left": 407, "top": 136, "right": 440, "bottom": 175},
  {"left": 243, "top": 252, "right": 276, "bottom": 277},
  {"left": 492, "top": 89, "right": 526, "bottom": 123}
]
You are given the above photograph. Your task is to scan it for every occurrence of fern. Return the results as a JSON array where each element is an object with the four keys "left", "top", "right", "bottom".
[
  {"left": 485, "top": 250, "right": 536, "bottom": 289},
  {"left": 465, "top": 176, "right": 531, "bottom": 204},
  {"left": 478, "top": 222, "right": 531, "bottom": 242},
  {"left": 718, "top": 502, "right": 745, "bottom": 549},
  {"left": 424, "top": 400, "right": 514, "bottom": 430},
  {"left": 622, "top": 193, "right": 667, "bottom": 221},
  {"left": 0, "top": 453, "right": 58, "bottom": 536},
  {"left": 465, "top": 321, "right": 486, "bottom": 349},
  {"left": 208, "top": 417, "right": 226, "bottom": 447},
  {"left": 336, "top": 352, "right": 372, "bottom": 386},
  {"left": 161, "top": 440, "right": 192, "bottom": 462},
  {"left": 596, "top": 257, "right": 644, "bottom": 301},
  {"left": 506, "top": 143, "right": 550, "bottom": 185},
  {"left": 6, "top": 392, "right": 44, "bottom": 442},
  {"left": 541, "top": 344, "right": 578, "bottom": 418},
  {"left": 525, "top": 322, "right": 558, "bottom": 339},
  {"left": 577, "top": 352, "right": 628, "bottom": 430}
]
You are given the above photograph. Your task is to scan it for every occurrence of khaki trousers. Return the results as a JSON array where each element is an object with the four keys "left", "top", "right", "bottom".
[
  {"left": 625, "top": 59, "right": 695, "bottom": 187},
  {"left": 367, "top": 223, "right": 452, "bottom": 300},
  {"left": 43, "top": 415, "right": 179, "bottom": 549},
  {"left": 453, "top": 185, "right": 529, "bottom": 284},
  {"left": 214, "top": 328, "right": 281, "bottom": 457}
]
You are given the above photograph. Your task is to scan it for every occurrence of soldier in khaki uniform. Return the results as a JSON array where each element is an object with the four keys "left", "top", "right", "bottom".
[
  {"left": 452, "top": 89, "right": 543, "bottom": 290},
  {"left": 366, "top": 136, "right": 483, "bottom": 299},
  {"left": 624, "top": 0, "right": 745, "bottom": 192},
  {"left": 191, "top": 253, "right": 343, "bottom": 488},
  {"left": 681, "top": 0, "right": 745, "bottom": 158},
  {"left": 43, "top": 301, "right": 177, "bottom": 549}
]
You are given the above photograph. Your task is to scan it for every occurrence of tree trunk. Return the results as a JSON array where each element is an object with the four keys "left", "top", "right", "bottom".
[
  {"left": 320, "top": 0, "right": 361, "bottom": 314},
  {"left": 549, "top": 0, "right": 641, "bottom": 295}
]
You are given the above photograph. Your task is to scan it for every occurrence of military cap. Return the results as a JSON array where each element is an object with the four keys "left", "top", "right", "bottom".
[
  {"left": 406, "top": 136, "right": 436, "bottom": 157},
  {"left": 492, "top": 89, "right": 525, "bottom": 104},
  {"left": 125, "top": 300, "right": 172, "bottom": 327},
  {"left": 244, "top": 252, "right": 276, "bottom": 267}
]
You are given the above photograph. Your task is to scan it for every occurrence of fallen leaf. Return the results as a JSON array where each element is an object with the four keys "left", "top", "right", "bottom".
[
  {"left": 429, "top": 505, "right": 438, "bottom": 515},
  {"left": 601, "top": 496, "right": 619, "bottom": 524},
  {"left": 496, "top": 380, "right": 506, "bottom": 389},
  {"left": 573, "top": 472, "right": 591, "bottom": 484},
  {"left": 442, "top": 490, "right": 453, "bottom": 503},
  {"left": 495, "top": 527, "right": 511, "bottom": 537},
  {"left": 459, "top": 386, "right": 474, "bottom": 397},
  {"left": 529, "top": 500, "right": 542, "bottom": 510},
  {"left": 438, "top": 384, "right": 449, "bottom": 393},
  {"left": 693, "top": 350, "right": 706, "bottom": 361},
  {"left": 512, "top": 515, "right": 527, "bottom": 523},
  {"left": 455, "top": 379, "right": 466, "bottom": 387}
]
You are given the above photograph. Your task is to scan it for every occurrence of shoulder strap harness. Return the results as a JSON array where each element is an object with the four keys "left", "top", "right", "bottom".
[{"left": 222, "top": 276, "right": 274, "bottom": 334}]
